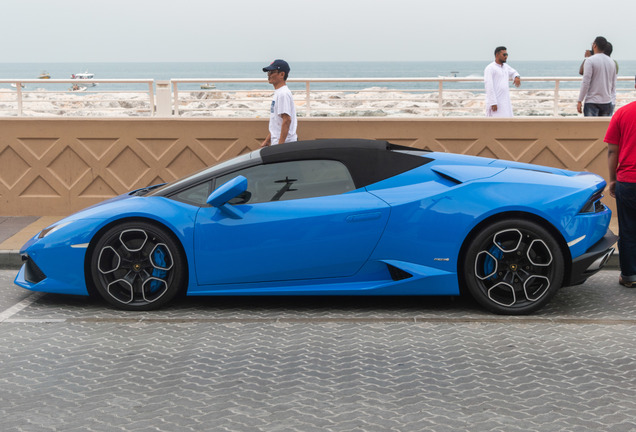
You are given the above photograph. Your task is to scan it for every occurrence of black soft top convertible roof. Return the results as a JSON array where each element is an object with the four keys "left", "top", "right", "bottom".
[{"left": 261, "top": 139, "right": 432, "bottom": 188}]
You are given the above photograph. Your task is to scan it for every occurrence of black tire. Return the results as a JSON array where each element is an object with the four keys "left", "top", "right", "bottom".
[
  {"left": 462, "top": 218, "right": 564, "bottom": 315},
  {"left": 90, "top": 221, "right": 186, "bottom": 311}
]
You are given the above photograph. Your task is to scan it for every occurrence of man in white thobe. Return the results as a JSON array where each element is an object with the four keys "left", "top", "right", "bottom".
[{"left": 484, "top": 46, "right": 521, "bottom": 117}]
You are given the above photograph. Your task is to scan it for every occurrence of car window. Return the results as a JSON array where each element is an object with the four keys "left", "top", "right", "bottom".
[
  {"left": 171, "top": 182, "right": 212, "bottom": 206},
  {"left": 215, "top": 160, "right": 355, "bottom": 204}
]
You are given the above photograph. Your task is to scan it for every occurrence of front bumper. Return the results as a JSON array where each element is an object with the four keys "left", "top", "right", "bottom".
[{"left": 567, "top": 230, "right": 617, "bottom": 286}]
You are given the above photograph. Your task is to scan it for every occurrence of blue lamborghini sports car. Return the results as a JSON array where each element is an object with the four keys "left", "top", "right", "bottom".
[{"left": 15, "top": 139, "right": 616, "bottom": 314}]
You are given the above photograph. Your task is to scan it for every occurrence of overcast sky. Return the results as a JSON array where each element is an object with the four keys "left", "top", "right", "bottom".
[{"left": 3, "top": 0, "right": 634, "bottom": 63}]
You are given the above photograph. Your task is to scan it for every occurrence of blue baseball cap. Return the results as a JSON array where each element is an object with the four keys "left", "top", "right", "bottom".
[{"left": 263, "top": 59, "right": 290, "bottom": 74}]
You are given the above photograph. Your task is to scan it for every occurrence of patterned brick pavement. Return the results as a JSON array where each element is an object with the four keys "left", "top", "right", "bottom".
[{"left": 1, "top": 269, "right": 635, "bottom": 432}]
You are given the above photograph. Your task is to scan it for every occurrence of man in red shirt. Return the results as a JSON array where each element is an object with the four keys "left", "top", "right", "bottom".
[{"left": 605, "top": 96, "right": 636, "bottom": 287}]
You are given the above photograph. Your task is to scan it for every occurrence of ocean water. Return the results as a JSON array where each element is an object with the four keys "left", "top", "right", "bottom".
[{"left": 1, "top": 61, "right": 634, "bottom": 92}]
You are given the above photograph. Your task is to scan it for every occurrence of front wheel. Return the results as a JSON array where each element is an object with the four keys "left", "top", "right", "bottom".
[
  {"left": 462, "top": 219, "right": 564, "bottom": 315},
  {"left": 89, "top": 221, "right": 186, "bottom": 311}
]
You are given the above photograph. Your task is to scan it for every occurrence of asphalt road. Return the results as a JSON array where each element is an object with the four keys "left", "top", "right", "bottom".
[{"left": 1, "top": 269, "right": 635, "bottom": 432}]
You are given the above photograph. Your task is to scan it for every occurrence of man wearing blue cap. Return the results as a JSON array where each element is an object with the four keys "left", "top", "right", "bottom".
[{"left": 261, "top": 59, "right": 297, "bottom": 146}]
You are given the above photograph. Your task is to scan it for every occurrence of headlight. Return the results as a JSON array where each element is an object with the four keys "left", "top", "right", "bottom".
[{"left": 38, "top": 221, "right": 72, "bottom": 239}]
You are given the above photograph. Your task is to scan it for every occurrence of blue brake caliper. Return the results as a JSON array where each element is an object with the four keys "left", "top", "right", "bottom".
[
  {"left": 484, "top": 245, "right": 503, "bottom": 281},
  {"left": 150, "top": 247, "right": 168, "bottom": 293}
]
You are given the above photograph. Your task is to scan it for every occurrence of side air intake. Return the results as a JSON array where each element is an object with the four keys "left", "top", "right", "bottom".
[
  {"left": 387, "top": 264, "right": 413, "bottom": 281},
  {"left": 23, "top": 255, "right": 47, "bottom": 284}
]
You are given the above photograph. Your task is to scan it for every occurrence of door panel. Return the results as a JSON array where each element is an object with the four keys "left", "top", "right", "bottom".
[{"left": 194, "top": 191, "right": 390, "bottom": 285}]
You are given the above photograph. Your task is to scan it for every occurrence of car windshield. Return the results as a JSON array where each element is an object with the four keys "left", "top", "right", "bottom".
[{"left": 148, "top": 150, "right": 260, "bottom": 196}]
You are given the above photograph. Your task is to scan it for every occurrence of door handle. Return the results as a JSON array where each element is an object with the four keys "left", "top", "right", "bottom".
[{"left": 346, "top": 212, "right": 382, "bottom": 223}]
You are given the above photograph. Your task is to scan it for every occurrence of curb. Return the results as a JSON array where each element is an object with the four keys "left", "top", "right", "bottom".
[{"left": 0, "top": 251, "right": 23, "bottom": 270}]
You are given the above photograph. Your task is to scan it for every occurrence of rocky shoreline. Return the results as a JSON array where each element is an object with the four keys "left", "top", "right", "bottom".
[{"left": 1, "top": 87, "right": 634, "bottom": 118}]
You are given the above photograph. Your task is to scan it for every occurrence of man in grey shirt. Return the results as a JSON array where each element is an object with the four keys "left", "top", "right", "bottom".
[{"left": 577, "top": 36, "right": 617, "bottom": 116}]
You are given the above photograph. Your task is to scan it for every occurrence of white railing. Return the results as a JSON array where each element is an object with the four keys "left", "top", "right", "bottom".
[
  {"left": 1, "top": 77, "right": 634, "bottom": 118},
  {"left": 0, "top": 79, "right": 155, "bottom": 117},
  {"left": 171, "top": 76, "right": 636, "bottom": 118}
]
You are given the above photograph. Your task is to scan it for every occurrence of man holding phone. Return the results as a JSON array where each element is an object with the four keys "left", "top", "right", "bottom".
[{"left": 577, "top": 36, "right": 617, "bottom": 116}]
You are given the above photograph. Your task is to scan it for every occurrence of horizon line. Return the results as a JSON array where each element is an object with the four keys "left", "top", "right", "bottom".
[{"left": 2, "top": 59, "right": 636, "bottom": 64}]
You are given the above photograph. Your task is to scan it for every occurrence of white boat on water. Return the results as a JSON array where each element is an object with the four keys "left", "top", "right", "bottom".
[
  {"left": 71, "top": 72, "right": 97, "bottom": 86},
  {"left": 10, "top": 83, "right": 25, "bottom": 89},
  {"left": 201, "top": 83, "right": 216, "bottom": 89},
  {"left": 437, "top": 71, "right": 461, "bottom": 78},
  {"left": 69, "top": 84, "right": 87, "bottom": 92}
]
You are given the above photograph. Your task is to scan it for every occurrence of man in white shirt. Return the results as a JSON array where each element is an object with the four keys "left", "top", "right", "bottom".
[
  {"left": 484, "top": 46, "right": 521, "bottom": 117},
  {"left": 261, "top": 59, "right": 298, "bottom": 146}
]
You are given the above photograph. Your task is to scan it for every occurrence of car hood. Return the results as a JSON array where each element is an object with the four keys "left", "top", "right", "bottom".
[{"left": 53, "top": 191, "right": 139, "bottom": 224}]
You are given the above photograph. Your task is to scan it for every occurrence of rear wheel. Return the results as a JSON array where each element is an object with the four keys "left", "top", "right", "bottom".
[
  {"left": 90, "top": 221, "right": 186, "bottom": 310},
  {"left": 462, "top": 219, "right": 564, "bottom": 315}
]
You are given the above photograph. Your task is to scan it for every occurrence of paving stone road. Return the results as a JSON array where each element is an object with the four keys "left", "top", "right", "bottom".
[{"left": 1, "top": 269, "right": 635, "bottom": 432}]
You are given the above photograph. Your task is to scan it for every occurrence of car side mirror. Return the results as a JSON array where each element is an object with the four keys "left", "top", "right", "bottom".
[
  {"left": 228, "top": 191, "right": 252, "bottom": 205},
  {"left": 207, "top": 175, "right": 248, "bottom": 219}
]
